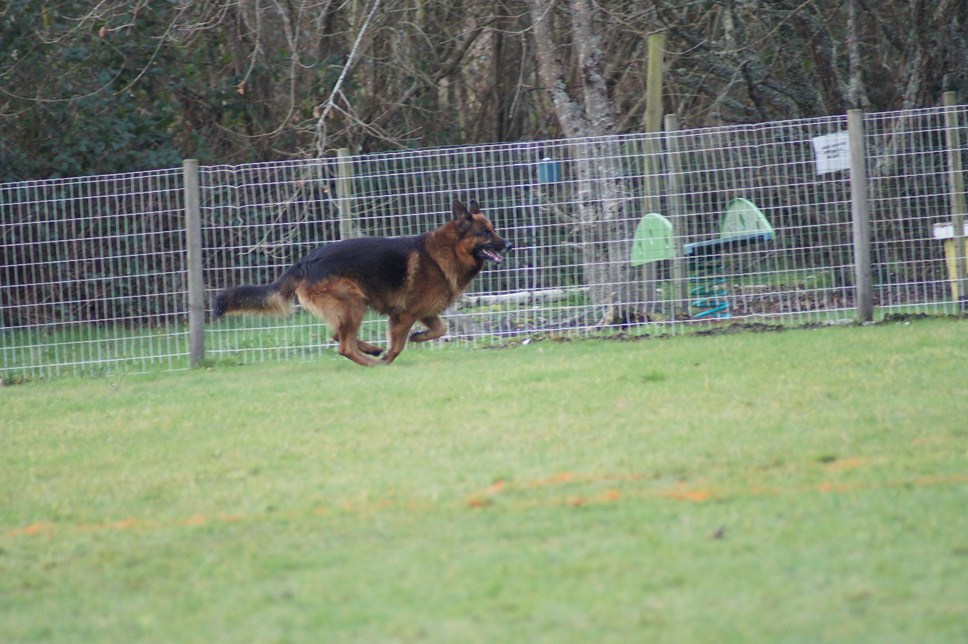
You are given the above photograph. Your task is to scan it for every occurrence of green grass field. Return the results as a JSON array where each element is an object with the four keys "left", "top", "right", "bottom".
[{"left": 2, "top": 318, "right": 967, "bottom": 642}]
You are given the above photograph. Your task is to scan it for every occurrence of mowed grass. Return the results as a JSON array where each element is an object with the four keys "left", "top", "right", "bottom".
[{"left": 1, "top": 319, "right": 967, "bottom": 642}]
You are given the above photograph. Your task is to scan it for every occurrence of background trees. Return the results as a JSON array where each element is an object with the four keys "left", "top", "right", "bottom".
[{"left": 1, "top": 0, "right": 966, "bottom": 181}]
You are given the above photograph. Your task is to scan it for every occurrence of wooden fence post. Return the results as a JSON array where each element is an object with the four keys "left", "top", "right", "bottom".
[
  {"left": 640, "top": 33, "right": 666, "bottom": 313},
  {"left": 336, "top": 148, "right": 359, "bottom": 239},
  {"left": 848, "top": 109, "right": 873, "bottom": 322},
  {"left": 943, "top": 91, "right": 967, "bottom": 312},
  {"left": 664, "top": 113, "right": 690, "bottom": 317},
  {"left": 184, "top": 158, "right": 205, "bottom": 366}
]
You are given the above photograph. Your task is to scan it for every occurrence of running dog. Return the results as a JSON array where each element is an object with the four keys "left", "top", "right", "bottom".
[{"left": 213, "top": 198, "right": 511, "bottom": 366}]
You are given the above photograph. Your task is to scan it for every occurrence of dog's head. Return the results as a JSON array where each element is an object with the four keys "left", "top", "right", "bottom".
[{"left": 453, "top": 198, "right": 512, "bottom": 265}]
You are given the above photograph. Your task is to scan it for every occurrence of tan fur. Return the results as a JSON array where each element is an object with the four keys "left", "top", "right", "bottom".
[{"left": 264, "top": 292, "right": 293, "bottom": 316}]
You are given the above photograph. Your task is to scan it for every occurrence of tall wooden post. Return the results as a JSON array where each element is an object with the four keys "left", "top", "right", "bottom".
[
  {"left": 184, "top": 159, "right": 205, "bottom": 366},
  {"left": 848, "top": 110, "right": 873, "bottom": 322},
  {"left": 943, "top": 91, "right": 967, "bottom": 311},
  {"left": 641, "top": 33, "right": 666, "bottom": 312},
  {"left": 664, "top": 113, "right": 690, "bottom": 317},
  {"left": 644, "top": 34, "right": 665, "bottom": 135},
  {"left": 336, "top": 148, "right": 359, "bottom": 239}
]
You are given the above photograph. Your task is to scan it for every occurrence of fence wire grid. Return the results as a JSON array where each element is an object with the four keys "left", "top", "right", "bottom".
[{"left": 2, "top": 105, "right": 966, "bottom": 379}]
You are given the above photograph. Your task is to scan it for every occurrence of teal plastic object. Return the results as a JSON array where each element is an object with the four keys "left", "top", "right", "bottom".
[
  {"left": 630, "top": 213, "right": 674, "bottom": 266},
  {"left": 683, "top": 198, "right": 774, "bottom": 320},
  {"left": 690, "top": 275, "right": 731, "bottom": 319}
]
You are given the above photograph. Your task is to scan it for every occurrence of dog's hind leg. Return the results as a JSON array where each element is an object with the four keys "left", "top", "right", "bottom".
[
  {"left": 299, "top": 279, "right": 381, "bottom": 367},
  {"left": 329, "top": 295, "right": 382, "bottom": 366},
  {"left": 336, "top": 322, "right": 381, "bottom": 366},
  {"left": 333, "top": 334, "right": 382, "bottom": 356}
]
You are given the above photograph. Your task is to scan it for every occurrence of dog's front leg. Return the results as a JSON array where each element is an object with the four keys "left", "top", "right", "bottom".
[
  {"left": 382, "top": 314, "right": 416, "bottom": 364},
  {"left": 409, "top": 316, "right": 446, "bottom": 343}
]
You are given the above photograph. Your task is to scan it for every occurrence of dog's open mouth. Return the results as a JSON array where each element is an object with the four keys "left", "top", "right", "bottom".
[{"left": 480, "top": 248, "right": 504, "bottom": 264}]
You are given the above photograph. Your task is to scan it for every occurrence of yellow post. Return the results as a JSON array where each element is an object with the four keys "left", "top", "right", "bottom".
[{"left": 940, "top": 236, "right": 968, "bottom": 300}]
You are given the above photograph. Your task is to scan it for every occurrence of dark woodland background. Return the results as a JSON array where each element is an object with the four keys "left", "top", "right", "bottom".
[{"left": 2, "top": 0, "right": 966, "bottom": 181}]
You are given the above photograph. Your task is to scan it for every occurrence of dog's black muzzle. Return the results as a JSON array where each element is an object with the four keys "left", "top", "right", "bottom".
[{"left": 479, "top": 238, "right": 512, "bottom": 264}]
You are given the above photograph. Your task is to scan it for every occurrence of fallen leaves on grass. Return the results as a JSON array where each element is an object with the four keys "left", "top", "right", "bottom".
[{"left": 7, "top": 473, "right": 968, "bottom": 540}]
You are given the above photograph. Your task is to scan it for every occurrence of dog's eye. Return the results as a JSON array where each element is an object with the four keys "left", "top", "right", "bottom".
[{"left": 479, "top": 230, "right": 492, "bottom": 239}]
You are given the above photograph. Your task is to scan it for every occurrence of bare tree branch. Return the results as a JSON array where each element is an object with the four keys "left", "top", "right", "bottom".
[{"left": 314, "top": 0, "right": 382, "bottom": 156}]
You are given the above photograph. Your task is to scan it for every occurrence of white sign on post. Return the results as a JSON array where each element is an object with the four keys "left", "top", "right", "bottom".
[{"left": 812, "top": 131, "right": 850, "bottom": 175}]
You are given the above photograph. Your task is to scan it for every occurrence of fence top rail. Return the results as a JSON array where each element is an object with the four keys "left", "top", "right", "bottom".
[
  {"left": 1, "top": 104, "right": 964, "bottom": 192},
  {"left": 0, "top": 167, "right": 184, "bottom": 193}
]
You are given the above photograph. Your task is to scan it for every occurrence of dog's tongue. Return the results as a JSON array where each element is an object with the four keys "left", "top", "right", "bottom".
[{"left": 483, "top": 249, "right": 504, "bottom": 264}]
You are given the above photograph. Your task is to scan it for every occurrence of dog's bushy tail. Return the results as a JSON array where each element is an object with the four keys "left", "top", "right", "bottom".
[{"left": 213, "top": 267, "right": 301, "bottom": 319}]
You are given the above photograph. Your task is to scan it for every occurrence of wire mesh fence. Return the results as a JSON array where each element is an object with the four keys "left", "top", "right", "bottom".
[
  {"left": 1, "top": 169, "right": 188, "bottom": 378},
  {"left": 2, "top": 104, "right": 965, "bottom": 379}
]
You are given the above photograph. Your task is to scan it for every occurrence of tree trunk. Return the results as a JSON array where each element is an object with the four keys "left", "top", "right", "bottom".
[{"left": 527, "top": 0, "right": 644, "bottom": 324}]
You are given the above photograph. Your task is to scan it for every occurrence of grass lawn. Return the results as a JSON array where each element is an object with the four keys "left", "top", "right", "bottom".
[{"left": 2, "top": 318, "right": 967, "bottom": 642}]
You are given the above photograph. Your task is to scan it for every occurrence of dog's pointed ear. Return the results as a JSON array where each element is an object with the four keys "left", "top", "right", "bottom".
[
  {"left": 453, "top": 198, "right": 474, "bottom": 232},
  {"left": 452, "top": 198, "right": 471, "bottom": 219},
  {"left": 468, "top": 200, "right": 481, "bottom": 214}
]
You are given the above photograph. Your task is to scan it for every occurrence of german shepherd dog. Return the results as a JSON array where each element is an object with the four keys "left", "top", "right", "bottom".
[{"left": 213, "top": 199, "right": 511, "bottom": 366}]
